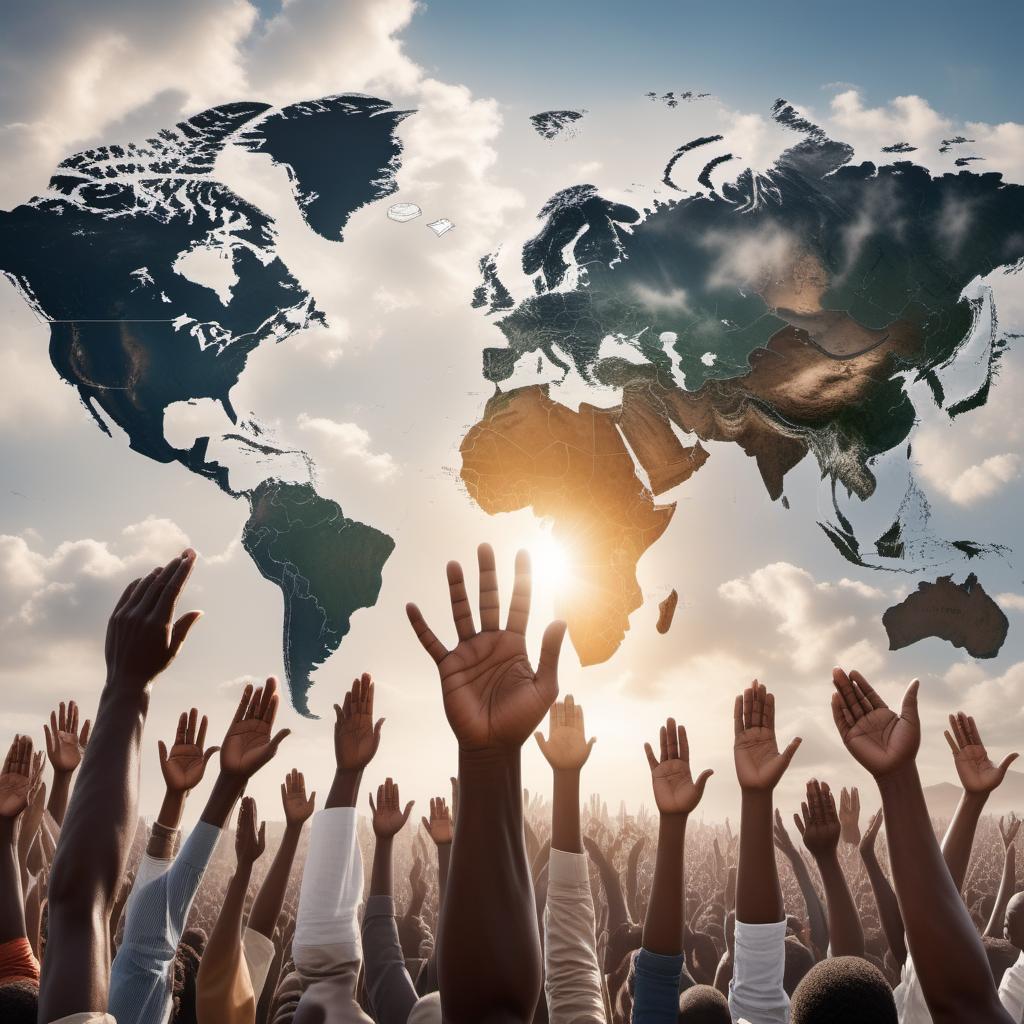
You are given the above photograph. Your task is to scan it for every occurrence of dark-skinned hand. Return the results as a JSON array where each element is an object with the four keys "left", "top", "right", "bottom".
[
  {"left": 220, "top": 678, "right": 290, "bottom": 779},
  {"left": 43, "top": 700, "right": 90, "bottom": 774},
  {"left": 733, "top": 681, "right": 801, "bottom": 791},
  {"left": 158, "top": 708, "right": 219, "bottom": 793},
  {"left": 643, "top": 717, "right": 712, "bottom": 816},
  {"left": 831, "top": 668, "right": 919, "bottom": 777},
  {"left": 795, "top": 779, "right": 841, "bottom": 858},
  {"left": 370, "top": 778, "right": 414, "bottom": 839}
]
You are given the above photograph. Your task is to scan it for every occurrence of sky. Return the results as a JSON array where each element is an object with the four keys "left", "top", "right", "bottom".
[{"left": 2, "top": 0, "right": 1024, "bottom": 830}]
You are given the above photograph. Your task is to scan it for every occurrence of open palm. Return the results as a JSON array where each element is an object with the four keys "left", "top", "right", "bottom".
[
  {"left": 221, "top": 678, "right": 290, "bottom": 779},
  {"left": 733, "top": 682, "right": 800, "bottom": 791},
  {"left": 159, "top": 708, "right": 218, "bottom": 793},
  {"left": 0, "top": 736, "right": 42, "bottom": 819},
  {"left": 831, "top": 669, "right": 919, "bottom": 777},
  {"left": 44, "top": 700, "right": 90, "bottom": 774},
  {"left": 945, "top": 710, "right": 1017, "bottom": 793},
  {"left": 535, "top": 695, "right": 596, "bottom": 771},
  {"left": 645, "top": 717, "right": 712, "bottom": 815},
  {"left": 407, "top": 544, "right": 566, "bottom": 750}
]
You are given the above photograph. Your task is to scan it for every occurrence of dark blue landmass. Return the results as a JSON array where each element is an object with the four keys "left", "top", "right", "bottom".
[{"left": 0, "top": 94, "right": 408, "bottom": 712}]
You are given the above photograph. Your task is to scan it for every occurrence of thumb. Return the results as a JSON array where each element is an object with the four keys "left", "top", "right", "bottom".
[
  {"left": 998, "top": 752, "right": 1020, "bottom": 782},
  {"left": 80, "top": 720, "right": 91, "bottom": 747},
  {"left": 779, "top": 737, "right": 802, "bottom": 771},
  {"left": 269, "top": 729, "right": 291, "bottom": 753},
  {"left": 534, "top": 732, "right": 548, "bottom": 756},
  {"left": 421, "top": 815, "right": 430, "bottom": 831},
  {"left": 158, "top": 740, "right": 169, "bottom": 767},
  {"left": 900, "top": 679, "right": 920, "bottom": 726},
  {"left": 170, "top": 610, "right": 203, "bottom": 655},
  {"left": 202, "top": 746, "right": 220, "bottom": 767},
  {"left": 695, "top": 769, "right": 714, "bottom": 798},
  {"left": 402, "top": 800, "right": 415, "bottom": 823},
  {"left": 537, "top": 620, "right": 567, "bottom": 693}
]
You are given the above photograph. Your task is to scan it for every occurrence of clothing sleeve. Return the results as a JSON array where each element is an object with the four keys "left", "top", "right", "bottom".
[
  {"left": 543, "top": 848, "right": 606, "bottom": 1024},
  {"left": 197, "top": 923, "right": 257, "bottom": 1024},
  {"left": 632, "top": 948, "right": 684, "bottom": 1024},
  {"left": 727, "top": 919, "right": 790, "bottom": 1024},
  {"left": 242, "top": 927, "right": 277, "bottom": 1001},
  {"left": 894, "top": 956, "right": 933, "bottom": 1024},
  {"left": 999, "top": 953, "right": 1024, "bottom": 1023},
  {"left": 0, "top": 936, "right": 40, "bottom": 984},
  {"left": 361, "top": 894, "right": 419, "bottom": 1024},
  {"left": 164, "top": 820, "right": 222, "bottom": 936},
  {"left": 123, "top": 849, "right": 172, "bottom": 923},
  {"left": 292, "top": 807, "right": 364, "bottom": 984}
]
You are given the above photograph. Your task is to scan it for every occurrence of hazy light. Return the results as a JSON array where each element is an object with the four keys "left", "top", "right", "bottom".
[{"left": 531, "top": 530, "right": 573, "bottom": 596}]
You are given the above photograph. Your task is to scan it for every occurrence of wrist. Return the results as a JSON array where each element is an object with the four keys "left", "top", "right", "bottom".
[
  {"left": 876, "top": 761, "right": 920, "bottom": 798},
  {"left": 158, "top": 789, "right": 187, "bottom": 829},
  {"left": 326, "top": 768, "right": 362, "bottom": 809},
  {"left": 283, "top": 819, "right": 305, "bottom": 839},
  {"left": 0, "top": 818, "right": 16, "bottom": 844}
]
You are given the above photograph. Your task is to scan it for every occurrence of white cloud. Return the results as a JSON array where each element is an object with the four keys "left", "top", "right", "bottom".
[{"left": 296, "top": 413, "right": 397, "bottom": 481}]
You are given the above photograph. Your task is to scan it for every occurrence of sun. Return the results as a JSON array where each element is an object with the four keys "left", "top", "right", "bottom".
[{"left": 530, "top": 531, "right": 573, "bottom": 595}]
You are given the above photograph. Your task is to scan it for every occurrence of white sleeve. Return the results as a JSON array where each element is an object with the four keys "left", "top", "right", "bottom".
[
  {"left": 999, "top": 951, "right": 1024, "bottom": 1023},
  {"left": 292, "top": 807, "right": 364, "bottom": 982},
  {"left": 123, "top": 850, "right": 172, "bottom": 921},
  {"left": 243, "top": 926, "right": 277, "bottom": 1000},
  {"left": 894, "top": 956, "right": 934, "bottom": 1024},
  {"left": 728, "top": 919, "right": 790, "bottom": 1024},
  {"left": 543, "top": 849, "right": 606, "bottom": 1024}
]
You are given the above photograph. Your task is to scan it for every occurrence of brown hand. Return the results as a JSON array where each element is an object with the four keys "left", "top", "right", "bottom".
[
  {"left": 795, "top": 779, "right": 841, "bottom": 858},
  {"left": 421, "top": 797, "right": 453, "bottom": 845},
  {"left": 733, "top": 681, "right": 801, "bottom": 791},
  {"left": 43, "top": 700, "right": 91, "bottom": 774},
  {"left": 644, "top": 717, "right": 713, "bottom": 815},
  {"left": 370, "top": 778, "right": 414, "bottom": 839},
  {"left": 1000, "top": 813, "right": 1021, "bottom": 850},
  {"left": 235, "top": 796, "right": 266, "bottom": 866},
  {"left": 944, "top": 711, "right": 1018, "bottom": 794},
  {"left": 838, "top": 786, "right": 861, "bottom": 845},
  {"left": 281, "top": 768, "right": 315, "bottom": 825},
  {"left": 334, "top": 674, "right": 384, "bottom": 772},
  {"left": 773, "top": 808, "right": 799, "bottom": 859},
  {"left": 407, "top": 544, "right": 566, "bottom": 750},
  {"left": 0, "top": 736, "right": 43, "bottom": 819},
  {"left": 859, "top": 808, "right": 884, "bottom": 857},
  {"left": 534, "top": 694, "right": 596, "bottom": 772},
  {"left": 159, "top": 708, "right": 219, "bottom": 793},
  {"left": 830, "top": 669, "right": 919, "bottom": 778},
  {"left": 221, "top": 678, "right": 291, "bottom": 779}
]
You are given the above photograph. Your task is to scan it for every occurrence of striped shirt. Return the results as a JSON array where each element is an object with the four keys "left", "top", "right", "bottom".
[{"left": 108, "top": 821, "right": 222, "bottom": 1024}]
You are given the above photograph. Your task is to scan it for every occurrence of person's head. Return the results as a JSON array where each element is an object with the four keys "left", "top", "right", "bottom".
[
  {"left": 0, "top": 981, "right": 38, "bottom": 1024},
  {"left": 790, "top": 956, "right": 897, "bottom": 1023},
  {"left": 407, "top": 992, "right": 442, "bottom": 1023},
  {"left": 1004, "top": 890, "right": 1024, "bottom": 949},
  {"left": 181, "top": 927, "right": 208, "bottom": 956},
  {"left": 677, "top": 983, "right": 731, "bottom": 1022},
  {"left": 983, "top": 936, "right": 1018, "bottom": 986},
  {"left": 783, "top": 935, "right": 815, "bottom": 995}
]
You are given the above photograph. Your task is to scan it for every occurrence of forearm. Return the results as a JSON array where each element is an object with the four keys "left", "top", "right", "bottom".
[
  {"left": 436, "top": 840, "right": 451, "bottom": 904},
  {"left": 0, "top": 822, "right": 26, "bottom": 942},
  {"left": 786, "top": 851, "right": 829, "bottom": 957},
  {"left": 550, "top": 769, "right": 582, "bottom": 854},
  {"left": 861, "top": 850, "right": 907, "bottom": 964},
  {"left": 814, "top": 851, "right": 864, "bottom": 957},
  {"left": 737, "top": 791, "right": 782, "bottom": 923},
  {"left": 211, "top": 863, "right": 253, "bottom": 951},
  {"left": 440, "top": 747, "right": 540, "bottom": 1023},
  {"left": 642, "top": 813, "right": 686, "bottom": 955},
  {"left": 326, "top": 768, "right": 362, "bottom": 809},
  {"left": 248, "top": 824, "right": 301, "bottom": 939},
  {"left": 199, "top": 772, "right": 245, "bottom": 829},
  {"left": 370, "top": 836, "right": 394, "bottom": 898},
  {"left": 46, "top": 770, "right": 73, "bottom": 826},
  {"left": 880, "top": 765, "right": 1008, "bottom": 1021},
  {"left": 941, "top": 790, "right": 987, "bottom": 893},
  {"left": 984, "top": 847, "right": 1015, "bottom": 939}
]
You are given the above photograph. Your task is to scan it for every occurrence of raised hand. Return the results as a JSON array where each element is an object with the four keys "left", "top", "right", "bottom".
[
  {"left": 158, "top": 708, "right": 219, "bottom": 793},
  {"left": 235, "top": 795, "right": 266, "bottom": 866},
  {"left": 644, "top": 717, "right": 712, "bottom": 816},
  {"left": 838, "top": 786, "right": 861, "bottom": 845},
  {"left": 220, "top": 678, "right": 290, "bottom": 779},
  {"left": 859, "top": 808, "right": 884, "bottom": 858},
  {"left": 334, "top": 674, "right": 384, "bottom": 772},
  {"left": 406, "top": 544, "right": 566, "bottom": 750},
  {"left": 733, "top": 681, "right": 801, "bottom": 791},
  {"left": 370, "top": 778, "right": 414, "bottom": 839},
  {"left": 830, "top": 668, "right": 919, "bottom": 777},
  {"left": 281, "top": 769, "right": 315, "bottom": 826},
  {"left": 772, "top": 808, "right": 799, "bottom": 860},
  {"left": 104, "top": 549, "right": 201, "bottom": 688},
  {"left": 0, "top": 736, "right": 44, "bottom": 819},
  {"left": 999, "top": 813, "right": 1021, "bottom": 851},
  {"left": 535, "top": 694, "right": 596, "bottom": 772},
  {"left": 944, "top": 711, "right": 1018, "bottom": 794},
  {"left": 421, "top": 796, "right": 453, "bottom": 845},
  {"left": 43, "top": 700, "right": 90, "bottom": 774},
  {"left": 795, "top": 779, "right": 841, "bottom": 858}
]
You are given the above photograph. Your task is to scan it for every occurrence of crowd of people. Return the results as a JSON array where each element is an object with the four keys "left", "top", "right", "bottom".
[{"left": 1, "top": 543, "right": 1023, "bottom": 1022}]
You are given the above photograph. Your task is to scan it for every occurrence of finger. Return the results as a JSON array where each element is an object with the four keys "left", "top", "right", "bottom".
[
  {"left": 644, "top": 742, "right": 659, "bottom": 772},
  {"left": 447, "top": 560, "right": 476, "bottom": 641},
  {"left": 849, "top": 670, "right": 885, "bottom": 711},
  {"left": 695, "top": 769, "right": 713, "bottom": 798},
  {"left": 151, "top": 549, "right": 197, "bottom": 621},
  {"left": 536, "top": 620, "right": 566, "bottom": 697},
  {"left": 234, "top": 683, "right": 254, "bottom": 723},
  {"left": 752, "top": 685, "right": 764, "bottom": 729},
  {"left": 506, "top": 549, "right": 532, "bottom": 635},
  {"left": 659, "top": 725, "right": 668, "bottom": 763},
  {"left": 765, "top": 692, "right": 776, "bottom": 730},
  {"left": 169, "top": 610, "right": 202, "bottom": 655},
  {"left": 259, "top": 678, "right": 277, "bottom": 720},
  {"left": 794, "top": 813, "right": 805, "bottom": 835},
  {"left": 59, "top": 701, "right": 66, "bottom": 734},
  {"left": 402, "top": 800, "right": 415, "bottom": 824},
  {"left": 997, "top": 752, "right": 1020, "bottom": 782},
  {"left": 80, "top": 719, "right": 91, "bottom": 746},
  {"left": 535, "top": 732, "right": 549, "bottom": 758},
  {"left": 245, "top": 688, "right": 263, "bottom": 720},
  {"left": 136, "top": 554, "right": 185, "bottom": 618},
  {"left": 677, "top": 724, "right": 689, "bottom": 765},
  {"left": 70, "top": 700, "right": 79, "bottom": 735},
  {"left": 950, "top": 713, "right": 966, "bottom": 749},
  {"left": 900, "top": 680, "right": 920, "bottom": 727},
  {"left": 832, "top": 667, "right": 863, "bottom": 720},
  {"left": 202, "top": 746, "right": 219, "bottom": 767},
  {"left": 779, "top": 737, "right": 802, "bottom": 772},
  {"left": 665, "top": 718, "right": 678, "bottom": 761},
  {"left": 733, "top": 696, "right": 743, "bottom": 737},
  {"left": 478, "top": 543, "right": 500, "bottom": 632},
  {"left": 966, "top": 715, "right": 981, "bottom": 747},
  {"left": 406, "top": 603, "right": 449, "bottom": 664},
  {"left": 263, "top": 692, "right": 280, "bottom": 727},
  {"left": 158, "top": 740, "right": 169, "bottom": 767},
  {"left": 422, "top": 816, "right": 430, "bottom": 831},
  {"left": 369, "top": 792, "right": 377, "bottom": 815},
  {"left": 831, "top": 692, "right": 854, "bottom": 738},
  {"left": 196, "top": 716, "right": 208, "bottom": 750},
  {"left": 944, "top": 730, "right": 959, "bottom": 755},
  {"left": 175, "top": 712, "right": 187, "bottom": 746},
  {"left": 852, "top": 787, "right": 859, "bottom": 814},
  {"left": 743, "top": 686, "right": 753, "bottom": 731},
  {"left": 268, "top": 729, "right": 291, "bottom": 753}
]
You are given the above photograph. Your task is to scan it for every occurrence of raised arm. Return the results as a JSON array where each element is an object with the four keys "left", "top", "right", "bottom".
[
  {"left": 421, "top": 794, "right": 453, "bottom": 904},
  {"left": 43, "top": 700, "right": 91, "bottom": 827},
  {"left": 773, "top": 809, "right": 829, "bottom": 959},
  {"left": 39, "top": 549, "right": 199, "bottom": 1021},
  {"left": 633, "top": 717, "right": 712, "bottom": 1022},
  {"left": 406, "top": 542, "right": 565, "bottom": 1024},
  {"left": 536, "top": 695, "right": 605, "bottom": 1024},
  {"left": 858, "top": 809, "right": 906, "bottom": 965},
  {"left": 794, "top": 779, "right": 864, "bottom": 958},
  {"left": 985, "top": 825, "right": 1017, "bottom": 939},
  {"left": 0, "top": 736, "right": 44, "bottom": 948},
  {"left": 940, "top": 711, "right": 1017, "bottom": 892},
  {"left": 838, "top": 786, "right": 861, "bottom": 847},
  {"left": 196, "top": 796, "right": 266, "bottom": 1024},
  {"left": 831, "top": 667, "right": 1012, "bottom": 1023},
  {"left": 730, "top": 680, "right": 801, "bottom": 1024}
]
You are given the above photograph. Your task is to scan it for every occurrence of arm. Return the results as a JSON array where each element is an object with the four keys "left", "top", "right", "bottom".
[
  {"left": 940, "top": 711, "right": 1017, "bottom": 892},
  {"left": 794, "top": 779, "right": 864, "bottom": 958},
  {"left": 422, "top": 795, "right": 453, "bottom": 903},
  {"left": 838, "top": 786, "right": 861, "bottom": 847},
  {"left": 633, "top": 717, "right": 712, "bottom": 1023},
  {"left": 858, "top": 809, "right": 907, "bottom": 965},
  {"left": 536, "top": 695, "right": 605, "bottom": 1024},
  {"left": 0, "top": 736, "right": 44, "bottom": 945},
  {"left": 831, "top": 667, "right": 1012, "bottom": 1023},
  {"left": 406, "top": 543, "right": 566, "bottom": 1023},
  {"left": 43, "top": 699, "right": 91, "bottom": 826},
  {"left": 773, "top": 810, "right": 828, "bottom": 959},
  {"left": 39, "top": 550, "right": 199, "bottom": 1021},
  {"left": 985, "top": 841, "right": 1017, "bottom": 939},
  {"left": 729, "top": 681, "right": 801, "bottom": 1024},
  {"left": 197, "top": 796, "right": 265, "bottom": 1024}
]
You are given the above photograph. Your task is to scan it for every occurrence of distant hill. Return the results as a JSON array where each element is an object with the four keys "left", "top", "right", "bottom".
[{"left": 924, "top": 770, "right": 1024, "bottom": 821}]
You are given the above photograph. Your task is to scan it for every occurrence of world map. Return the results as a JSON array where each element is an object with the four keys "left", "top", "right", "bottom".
[{"left": 2, "top": 92, "right": 1020, "bottom": 712}]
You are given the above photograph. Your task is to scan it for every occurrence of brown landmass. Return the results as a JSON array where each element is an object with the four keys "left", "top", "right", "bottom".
[
  {"left": 657, "top": 589, "right": 679, "bottom": 634},
  {"left": 882, "top": 573, "right": 1009, "bottom": 659}
]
